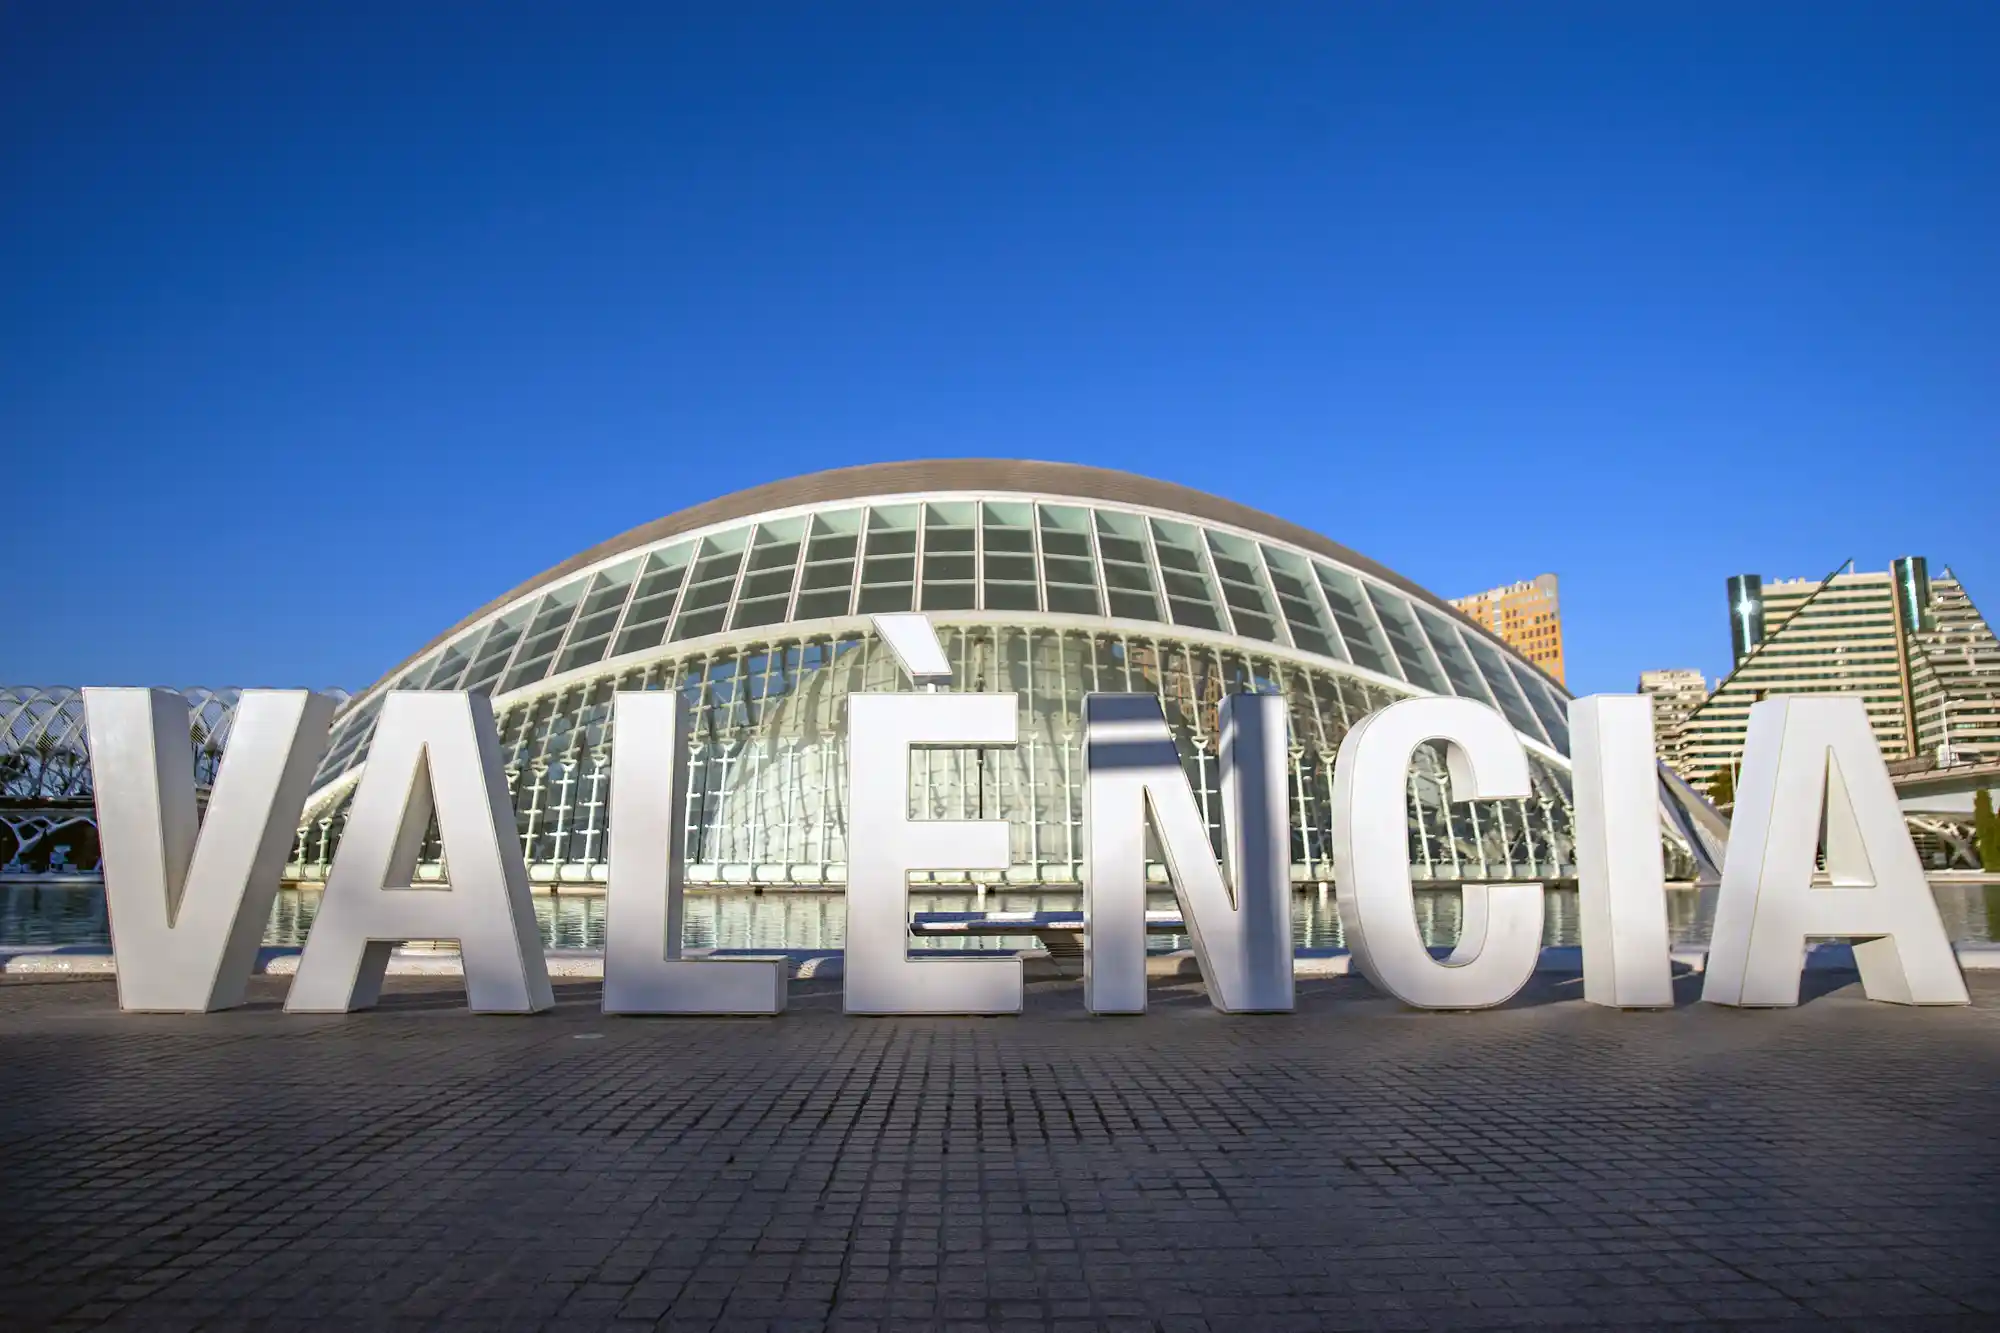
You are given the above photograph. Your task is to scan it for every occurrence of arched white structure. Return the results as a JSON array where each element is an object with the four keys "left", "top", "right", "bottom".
[{"left": 284, "top": 461, "right": 1724, "bottom": 890}]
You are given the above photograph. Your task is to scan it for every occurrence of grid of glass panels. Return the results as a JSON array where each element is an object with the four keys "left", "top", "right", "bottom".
[
  {"left": 1039, "top": 506, "right": 1100, "bottom": 616},
  {"left": 1148, "top": 518, "right": 1226, "bottom": 632},
  {"left": 1093, "top": 510, "right": 1162, "bottom": 621},
  {"left": 672, "top": 530, "right": 750, "bottom": 641},
  {"left": 919, "top": 503, "right": 977, "bottom": 612},
  {"left": 1263, "top": 547, "right": 1344, "bottom": 661},
  {"left": 1203, "top": 530, "right": 1284, "bottom": 644},
  {"left": 856, "top": 506, "right": 917, "bottom": 613},
  {"left": 294, "top": 624, "right": 1709, "bottom": 892},
  {"left": 1365, "top": 585, "right": 1451, "bottom": 695},
  {"left": 793, "top": 512, "right": 860, "bottom": 620},
  {"left": 611, "top": 544, "right": 693, "bottom": 659},
  {"left": 309, "top": 495, "right": 1583, "bottom": 791}
]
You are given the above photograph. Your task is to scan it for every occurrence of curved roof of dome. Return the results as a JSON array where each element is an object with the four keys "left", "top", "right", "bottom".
[{"left": 382, "top": 458, "right": 1513, "bottom": 691}]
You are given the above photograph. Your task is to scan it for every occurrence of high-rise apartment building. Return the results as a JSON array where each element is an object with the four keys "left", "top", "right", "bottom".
[
  {"left": 1449, "top": 573, "right": 1565, "bottom": 683},
  {"left": 1637, "top": 668, "right": 1710, "bottom": 780},
  {"left": 1680, "top": 557, "right": 2000, "bottom": 786}
]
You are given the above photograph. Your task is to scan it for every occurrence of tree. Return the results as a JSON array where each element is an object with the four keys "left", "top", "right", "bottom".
[
  {"left": 1976, "top": 788, "right": 2000, "bottom": 873},
  {"left": 1707, "top": 764, "right": 1735, "bottom": 807}
]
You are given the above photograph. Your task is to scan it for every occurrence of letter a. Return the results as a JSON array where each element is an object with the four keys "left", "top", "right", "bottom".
[
  {"left": 602, "top": 690, "right": 785, "bottom": 1013},
  {"left": 84, "top": 688, "right": 338, "bottom": 1012},
  {"left": 286, "top": 692, "right": 554, "bottom": 1013},
  {"left": 1703, "top": 697, "right": 1967, "bottom": 1007}
]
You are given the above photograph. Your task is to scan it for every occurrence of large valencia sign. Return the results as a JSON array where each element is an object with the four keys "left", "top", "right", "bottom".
[{"left": 82, "top": 615, "right": 1969, "bottom": 1019}]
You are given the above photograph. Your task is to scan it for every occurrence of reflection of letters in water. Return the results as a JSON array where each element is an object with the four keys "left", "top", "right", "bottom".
[{"left": 83, "top": 637, "right": 1969, "bottom": 1017}]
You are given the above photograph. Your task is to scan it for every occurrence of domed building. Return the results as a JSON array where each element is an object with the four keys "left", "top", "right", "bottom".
[{"left": 285, "top": 461, "right": 1726, "bottom": 892}]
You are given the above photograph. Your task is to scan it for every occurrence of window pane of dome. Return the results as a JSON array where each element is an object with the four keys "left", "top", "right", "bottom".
[
  {"left": 858, "top": 505, "right": 917, "bottom": 612},
  {"left": 1454, "top": 627, "right": 1549, "bottom": 745},
  {"left": 1092, "top": 510, "right": 1162, "bottom": 622},
  {"left": 921, "top": 581, "right": 977, "bottom": 611},
  {"left": 423, "top": 634, "right": 480, "bottom": 689},
  {"left": 1204, "top": 530, "right": 1283, "bottom": 644},
  {"left": 555, "top": 558, "right": 642, "bottom": 676},
  {"left": 791, "top": 511, "right": 860, "bottom": 620},
  {"left": 980, "top": 502, "right": 1041, "bottom": 613},
  {"left": 671, "top": 529, "right": 750, "bottom": 641},
  {"left": 1508, "top": 658, "right": 1570, "bottom": 753},
  {"left": 1036, "top": 505, "right": 1091, "bottom": 557},
  {"left": 921, "top": 503, "right": 976, "bottom": 610},
  {"left": 1314, "top": 565, "right": 1397, "bottom": 678},
  {"left": 462, "top": 604, "right": 536, "bottom": 693},
  {"left": 1261, "top": 545, "right": 1345, "bottom": 662},
  {"left": 316, "top": 693, "right": 382, "bottom": 781},
  {"left": 611, "top": 544, "right": 694, "bottom": 657},
  {"left": 500, "top": 583, "right": 586, "bottom": 691},
  {"left": 1363, "top": 585, "right": 1449, "bottom": 693},
  {"left": 1149, "top": 518, "right": 1226, "bottom": 633},
  {"left": 1038, "top": 506, "right": 1103, "bottom": 618},
  {"left": 1409, "top": 601, "right": 1497, "bottom": 707},
  {"left": 1047, "top": 586, "right": 1100, "bottom": 616},
  {"left": 730, "top": 520, "right": 805, "bottom": 631},
  {"left": 980, "top": 502, "right": 1034, "bottom": 550}
]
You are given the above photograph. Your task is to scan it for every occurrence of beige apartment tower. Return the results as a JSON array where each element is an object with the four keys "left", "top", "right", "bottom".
[
  {"left": 1449, "top": 574, "right": 1566, "bottom": 684},
  {"left": 1680, "top": 557, "right": 2000, "bottom": 789},
  {"left": 1637, "top": 668, "right": 1710, "bottom": 780}
]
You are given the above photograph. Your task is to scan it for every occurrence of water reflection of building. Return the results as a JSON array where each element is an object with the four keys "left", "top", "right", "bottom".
[
  {"left": 2, "top": 462, "right": 1724, "bottom": 894},
  {"left": 5, "top": 883, "right": 1795, "bottom": 953}
]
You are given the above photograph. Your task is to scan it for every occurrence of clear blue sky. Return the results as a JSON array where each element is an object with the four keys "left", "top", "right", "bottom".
[{"left": 5, "top": 3, "right": 1994, "bottom": 697}]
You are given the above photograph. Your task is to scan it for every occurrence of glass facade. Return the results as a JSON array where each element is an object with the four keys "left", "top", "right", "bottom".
[
  {"left": 278, "top": 485, "right": 1716, "bottom": 890},
  {"left": 288, "top": 623, "right": 1636, "bottom": 889},
  {"left": 0, "top": 477, "right": 1726, "bottom": 890},
  {"left": 307, "top": 495, "right": 1586, "bottom": 793}
]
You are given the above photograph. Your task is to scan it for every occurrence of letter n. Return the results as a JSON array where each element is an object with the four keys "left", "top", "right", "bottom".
[{"left": 1081, "top": 693, "right": 1292, "bottom": 1014}]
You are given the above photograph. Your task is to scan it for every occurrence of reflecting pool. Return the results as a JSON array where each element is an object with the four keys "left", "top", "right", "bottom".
[{"left": 3, "top": 883, "right": 1998, "bottom": 953}]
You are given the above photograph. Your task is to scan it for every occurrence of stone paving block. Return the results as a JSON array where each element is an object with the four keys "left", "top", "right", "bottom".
[{"left": 0, "top": 971, "right": 1996, "bottom": 1330}]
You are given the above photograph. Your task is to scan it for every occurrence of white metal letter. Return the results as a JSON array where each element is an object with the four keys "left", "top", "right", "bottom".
[
  {"left": 1331, "top": 697, "right": 1543, "bottom": 1009},
  {"left": 84, "top": 688, "right": 337, "bottom": 1012},
  {"left": 602, "top": 691, "right": 785, "bottom": 1014},
  {"left": 1703, "top": 697, "right": 1967, "bottom": 1007},
  {"left": 286, "top": 692, "right": 554, "bottom": 1013},
  {"left": 844, "top": 691, "right": 1021, "bottom": 1014},
  {"left": 1569, "top": 695, "right": 1674, "bottom": 1008},
  {"left": 1081, "top": 693, "right": 1293, "bottom": 1014}
]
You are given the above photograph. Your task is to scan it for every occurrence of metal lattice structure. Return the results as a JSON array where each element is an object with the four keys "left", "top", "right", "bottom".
[{"left": 0, "top": 686, "right": 255, "bottom": 879}]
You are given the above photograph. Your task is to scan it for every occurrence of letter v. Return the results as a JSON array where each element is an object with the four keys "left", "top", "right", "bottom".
[{"left": 84, "top": 689, "right": 338, "bottom": 1011}]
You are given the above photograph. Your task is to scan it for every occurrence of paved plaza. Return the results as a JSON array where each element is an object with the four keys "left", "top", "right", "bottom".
[{"left": 1, "top": 970, "right": 1997, "bottom": 1332}]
